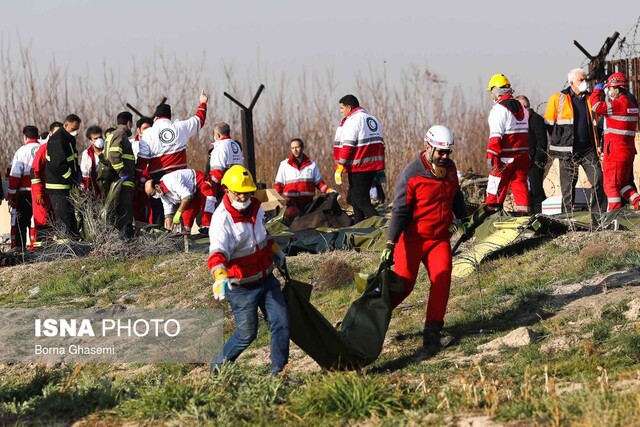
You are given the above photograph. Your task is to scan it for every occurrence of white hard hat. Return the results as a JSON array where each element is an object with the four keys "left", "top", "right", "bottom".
[{"left": 424, "top": 125, "right": 454, "bottom": 150}]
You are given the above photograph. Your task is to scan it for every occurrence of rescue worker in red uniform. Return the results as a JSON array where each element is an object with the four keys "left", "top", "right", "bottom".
[
  {"left": 144, "top": 168, "right": 214, "bottom": 234},
  {"left": 484, "top": 74, "right": 530, "bottom": 213},
  {"left": 135, "top": 89, "right": 208, "bottom": 225},
  {"left": 8, "top": 125, "right": 40, "bottom": 251},
  {"left": 207, "top": 165, "right": 289, "bottom": 375},
  {"left": 274, "top": 138, "right": 335, "bottom": 224},
  {"left": 79, "top": 125, "right": 105, "bottom": 196},
  {"left": 333, "top": 94, "right": 385, "bottom": 223},
  {"left": 590, "top": 72, "right": 640, "bottom": 211},
  {"left": 30, "top": 122, "right": 62, "bottom": 247},
  {"left": 381, "top": 125, "right": 468, "bottom": 354},
  {"left": 201, "top": 122, "right": 244, "bottom": 232}
]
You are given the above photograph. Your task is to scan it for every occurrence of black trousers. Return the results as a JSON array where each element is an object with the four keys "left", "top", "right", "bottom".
[
  {"left": 528, "top": 165, "right": 546, "bottom": 214},
  {"left": 558, "top": 150, "right": 606, "bottom": 214},
  {"left": 347, "top": 171, "right": 378, "bottom": 224},
  {"left": 15, "top": 192, "right": 33, "bottom": 251},
  {"left": 48, "top": 191, "right": 79, "bottom": 238},
  {"left": 114, "top": 186, "right": 134, "bottom": 231},
  {"left": 149, "top": 196, "right": 164, "bottom": 227}
]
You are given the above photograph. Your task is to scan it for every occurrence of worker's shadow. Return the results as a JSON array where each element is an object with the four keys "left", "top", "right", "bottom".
[{"left": 368, "top": 331, "right": 444, "bottom": 372}]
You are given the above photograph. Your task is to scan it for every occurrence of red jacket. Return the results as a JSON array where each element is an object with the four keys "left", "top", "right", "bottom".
[
  {"left": 135, "top": 103, "right": 207, "bottom": 180},
  {"left": 8, "top": 139, "right": 40, "bottom": 201},
  {"left": 333, "top": 107, "right": 385, "bottom": 173},
  {"left": 487, "top": 94, "right": 529, "bottom": 158},
  {"left": 387, "top": 153, "right": 467, "bottom": 242},
  {"left": 30, "top": 143, "right": 48, "bottom": 196},
  {"left": 590, "top": 90, "right": 639, "bottom": 161},
  {"left": 274, "top": 154, "right": 328, "bottom": 204},
  {"left": 207, "top": 196, "right": 275, "bottom": 286}
]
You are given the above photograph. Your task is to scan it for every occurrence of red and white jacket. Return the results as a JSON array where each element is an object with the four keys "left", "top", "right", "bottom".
[
  {"left": 209, "top": 136, "right": 244, "bottom": 192},
  {"left": 135, "top": 103, "right": 207, "bottom": 180},
  {"left": 274, "top": 154, "right": 328, "bottom": 204},
  {"left": 30, "top": 143, "right": 47, "bottom": 196},
  {"left": 334, "top": 107, "right": 385, "bottom": 173},
  {"left": 157, "top": 169, "right": 202, "bottom": 216},
  {"left": 590, "top": 90, "right": 639, "bottom": 161},
  {"left": 487, "top": 94, "right": 529, "bottom": 159},
  {"left": 8, "top": 139, "right": 40, "bottom": 201},
  {"left": 207, "top": 196, "right": 276, "bottom": 286},
  {"left": 80, "top": 145, "right": 100, "bottom": 192}
]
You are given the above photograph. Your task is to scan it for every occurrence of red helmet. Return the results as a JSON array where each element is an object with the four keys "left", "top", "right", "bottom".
[{"left": 606, "top": 72, "right": 628, "bottom": 88}]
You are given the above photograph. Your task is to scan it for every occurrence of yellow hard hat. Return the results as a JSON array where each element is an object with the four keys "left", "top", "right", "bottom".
[
  {"left": 486, "top": 73, "right": 511, "bottom": 92},
  {"left": 222, "top": 165, "right": 257, "bottom": 193}
]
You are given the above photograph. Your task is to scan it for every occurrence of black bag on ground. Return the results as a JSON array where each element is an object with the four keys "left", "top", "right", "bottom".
[
  {"left": 281, "top": 262, "right": 403, "bottom": 370},
  {"left": 289, "top": 192, "right": 352, "bottom": 231}
]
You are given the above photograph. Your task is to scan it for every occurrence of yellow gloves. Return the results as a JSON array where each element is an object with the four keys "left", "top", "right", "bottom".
[
  {"left": 172, "top": 210, "right": 183, "bottom": 225},
  {"left": 212, "top": 268, "right": 234, "bottom": 300},
  {"left": 334, "top": 164, "right": 344, "bottom": 185},
  {"left": 380, "top": 241, "right": 395, "bottom": 266}
]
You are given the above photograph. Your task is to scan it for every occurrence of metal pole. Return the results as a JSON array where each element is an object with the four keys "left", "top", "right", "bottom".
[
  {"left": 223, "top": 85, "right": 265, "bottom": 184},
  {"left": 241, "top": 109, "right": 256, "bottom": 182}
]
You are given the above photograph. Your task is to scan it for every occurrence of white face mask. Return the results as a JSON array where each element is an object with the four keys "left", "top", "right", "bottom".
[
  {"left": 152, "top": 191, "right": 162, "bottom": 199},
  {"left": 577, "top": 81, "right": 588, "bottom": 93},
  {"left": 93, "top": 138, "right": 105, "bottom": 149},
  {"left": 69, "top": 130, "right": 79, "bottom": 137},
  {"left": 231, "top": 199, "right": 251, "bottom": 210}
]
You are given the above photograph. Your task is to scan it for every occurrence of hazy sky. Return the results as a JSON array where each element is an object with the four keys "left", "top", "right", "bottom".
[{"left": 4, "top": 1, "right": 640, "bottom": 110}]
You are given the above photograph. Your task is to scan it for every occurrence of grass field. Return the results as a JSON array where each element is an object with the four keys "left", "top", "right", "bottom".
[{"left": 1, "top": 231, "right": 640, "bottom": 426}]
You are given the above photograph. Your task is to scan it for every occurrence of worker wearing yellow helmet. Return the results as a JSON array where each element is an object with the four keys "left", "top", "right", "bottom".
[
  {"left": 207, "top": 165, "right": 289, "bottom": 375},
  {"left": 485, "top": 73, "right": 530, "bottom": 213}
]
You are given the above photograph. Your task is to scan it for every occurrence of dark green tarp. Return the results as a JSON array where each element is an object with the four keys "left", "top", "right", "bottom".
[{"left": 281, "top": 263, "right": 403, "bottom": 370}]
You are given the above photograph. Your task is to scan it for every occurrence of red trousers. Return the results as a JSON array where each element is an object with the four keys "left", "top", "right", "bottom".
[
  {"left": 30, "top": 191, "right": 51, "bottom": 246},
  {"left": 392, "top": 234, "right": 452, "bottom": 328},
  {"left": 603, "top": 158, "right": 639, "bottom": 211},
  {"left": 185, "top": 173, "right": 215, "bottom": 228},
  {"left": 485, "top": 155, "right": 530, "bottom": 213},
  {"left": 133, "top": 186, "right": 152, "bottom": 223}
]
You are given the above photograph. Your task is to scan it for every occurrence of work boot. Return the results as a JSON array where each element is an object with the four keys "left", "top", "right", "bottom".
[
  {"left": 198, "top": 227, "right": 209, "bottom": 237},
  {"left": 422, "top": 323, "right": 453, "bottom": 357}
]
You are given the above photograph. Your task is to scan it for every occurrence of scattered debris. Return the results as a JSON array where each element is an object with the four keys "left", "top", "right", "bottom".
[
  {"left": 478, "top": 327, "right": 541, "bottom": 352},
  {"left": 623, "top": 298, "right": 640, "bottom": 321}
]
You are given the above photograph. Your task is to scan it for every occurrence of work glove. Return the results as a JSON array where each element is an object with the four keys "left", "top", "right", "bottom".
[
  {"left": 334, "top": 164, "right": 344, "bottom": 185},
  {"left": 120, "top": 174, "right": 131, "bottom": 182},
  {"left": 271, "top": 242, "right": 286, "bottom": 268},
  {"left": 172, "top": 210, "right": 183, "bottom": 225},
  {"left": 212, "top": 268, "right": 235, "bottom": 301},
  {"left": 594, "top": 83, "right": 605, "bottom": 91},
  {"left": 380, "top": 241, "right": 395, "bottom": 266},
  {"left": 374, "top": 170, "right": 386, "bottom": 184},
  {"left": 326, "top": 187, "right": 338, "bottom": 193},
  {"left": 34, "top": 193, "right": 45, "bottom": 206},
  {"left": 462, "top": 221, "right": 473, "bottom": 235},
  {"left": 486, "top": 153, "right": 502, "bottom": 172}
]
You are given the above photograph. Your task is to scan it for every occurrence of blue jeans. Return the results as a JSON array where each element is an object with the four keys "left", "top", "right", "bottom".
[{"left": 211, "top": 273, "right": 289, "bottom": 374}]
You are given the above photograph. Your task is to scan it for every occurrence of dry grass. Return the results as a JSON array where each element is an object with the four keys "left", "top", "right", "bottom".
[
  {"left": 312, "top": 252, "right": 358, "bottom": 291},
  {"left": 0, "top": 45, "right": 490, "bottom": 203}
]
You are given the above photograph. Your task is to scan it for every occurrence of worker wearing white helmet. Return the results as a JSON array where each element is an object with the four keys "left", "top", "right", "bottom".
[{"left": 381, "top": 125, "right": 469, "bottom": 355}]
